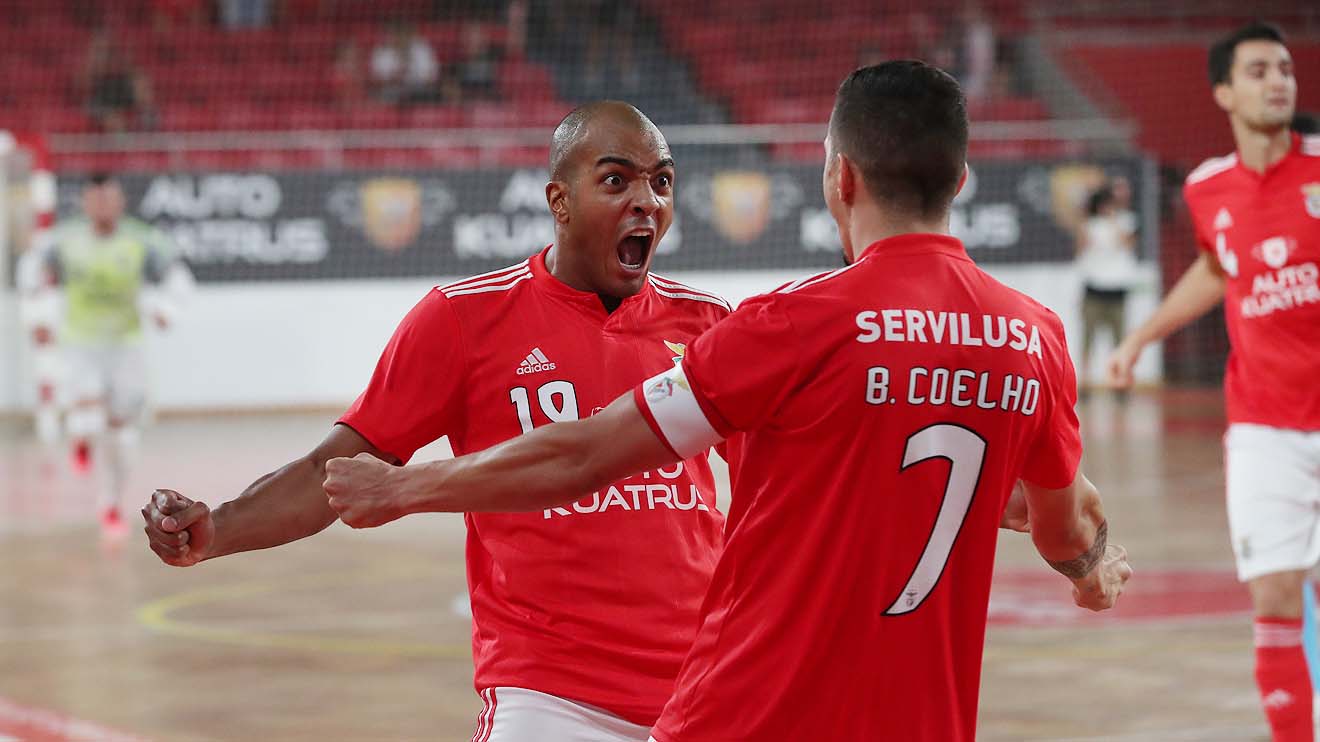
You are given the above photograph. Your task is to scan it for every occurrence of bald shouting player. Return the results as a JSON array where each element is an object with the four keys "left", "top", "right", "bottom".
[
  {"left": 323, "top": 62, "right": 1133, "bottom": 741},
  {"left": 142, "top": 102, "right": 734, "bottom": 741}
]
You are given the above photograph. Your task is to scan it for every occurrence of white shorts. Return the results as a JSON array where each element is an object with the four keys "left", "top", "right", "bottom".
[
  {"left": 65, "top": 343, "right": 147, "bottom": 423},
  {"left": 472, "top": 687, "right": 652, "bottom": 742},
  {"left": 1226, "top": 423, "right": 1320, "bottom": 581}
]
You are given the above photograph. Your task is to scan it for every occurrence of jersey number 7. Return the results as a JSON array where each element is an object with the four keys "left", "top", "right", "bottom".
[{"left": 885, "top": 424, "right": 987, "bottom": 616}]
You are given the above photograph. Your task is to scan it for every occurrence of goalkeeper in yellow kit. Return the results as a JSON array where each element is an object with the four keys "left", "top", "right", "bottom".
[{"left": 34, "top": 173, "right": 193, "bottom": 541}]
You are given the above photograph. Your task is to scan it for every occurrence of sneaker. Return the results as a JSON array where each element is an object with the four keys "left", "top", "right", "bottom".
[
  {"left": 100, "top": 507, "right": 127, "bottom": 543},
  {"left": 71, "top": 439, "right": 92, "bottom": 475}
]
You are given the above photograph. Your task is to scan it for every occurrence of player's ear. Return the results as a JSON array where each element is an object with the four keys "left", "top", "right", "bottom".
[
  {"left": 1212, "top": 82, "right": 1235, "bottom": 114},
  {"left": 835, "top": 152, "right": 857, "bottom": 206},
  {"left": 955, "top": 163, "right": 969, "bottom": 197},
  {"left": 546, "top": 181, "right": 570, "bottom": 224}
]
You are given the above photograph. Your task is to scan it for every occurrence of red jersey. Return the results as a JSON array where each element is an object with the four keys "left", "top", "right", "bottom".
[
  {"left": 1184, "top": 133, "right": 1320, "bottom": 431},
  {"left": 339, "top": 247, "right": 728, "bottom": 725},
  {"left": 635, "top": 234, "right": 1082, "bottom": 741}
]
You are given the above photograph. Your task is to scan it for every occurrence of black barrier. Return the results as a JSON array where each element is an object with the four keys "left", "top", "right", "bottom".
[{"left": 51, "top": 158, "right": 1150, "bottom": 283}]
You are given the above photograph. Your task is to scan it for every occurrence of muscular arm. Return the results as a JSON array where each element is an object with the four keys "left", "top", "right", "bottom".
[
  {"left": 204, "top": 424, "right": 394, "bottom": 559},
  {"left": 1022, "top": 472, "right": 1127, "bottom": 609},
  {"left": 326, "top": 394, "right": 680, "bottom": 524},
  {"left": 1023, "top": 473, "right": 1104, "bottom": 567}
]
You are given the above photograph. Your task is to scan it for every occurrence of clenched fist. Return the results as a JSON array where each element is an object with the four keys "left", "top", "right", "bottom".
[
  {"left": 1072, "top": 544, "right": 1133, "bottom": 612},
  {"left": 141, "top": 488, "right": 214, "bottom": 567},
  {"left": 323, "top": 453, "right": 410, "bottom": 529}
]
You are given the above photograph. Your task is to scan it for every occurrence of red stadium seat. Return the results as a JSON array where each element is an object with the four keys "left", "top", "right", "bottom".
[
  {"left": 968, "top": 97, "right": 1049, "bottom": 121},
  {"left": 466, "top": 103, "right": 523, "bottom": 129},
  {"left": 521, "top": 100, "right": 571, "bottom": 129},
  {"left": 29, "top": 106, "right": 94, "bottom": 134},
  {"left": 404, "top": 106, "right": 466, "bottom": 129},
  {"left": 281, "top": 106, "right": 342, "bottom": 130},
  {"left": 498, "top": 60, "right": 558, "bottom": 103},
  {"left": 161, "top": 104, "right": 221, "bottom": 131},
  {"left": 1066, "top": 43, "right": 1320, "bottom": 165},
  {"left": 341, "top": 106, "right": 403, "bottom": 130}
]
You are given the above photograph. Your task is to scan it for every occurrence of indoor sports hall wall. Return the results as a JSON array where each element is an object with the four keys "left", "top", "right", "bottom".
[
  {"left": 2, "top": 155, "right": 1163, "bottom": 412},
  {"left": 4, "top": 264, "right": 1161, "bottom": 413}
]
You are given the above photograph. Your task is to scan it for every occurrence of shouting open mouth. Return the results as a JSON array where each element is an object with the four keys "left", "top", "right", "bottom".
[{"left": 617, "top": 228, "right": 655, "bottom": 272}]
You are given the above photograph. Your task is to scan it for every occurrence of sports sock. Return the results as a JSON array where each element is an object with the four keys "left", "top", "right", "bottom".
[{"left": 1255, "top": 617, "right": 1314, "bottom": 742}]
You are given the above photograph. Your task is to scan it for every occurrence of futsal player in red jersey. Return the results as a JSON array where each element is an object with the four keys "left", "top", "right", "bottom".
[
  {"left": 325, "top": 61, "right": 1132, "bottom": 741},
  {"left": 1109, "top": 23, "right": 1320, "bottom": 742},
  {"left": 142, "top": 102, "right": 734, "bottom": 741}
]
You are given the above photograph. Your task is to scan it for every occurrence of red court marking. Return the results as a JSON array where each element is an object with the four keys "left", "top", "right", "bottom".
[
  {"left": 0, "top": 696, "right": 147, "bottom": 742},
  {"left": 989, "top": 568, "right": 1250, "bottom": 626}
]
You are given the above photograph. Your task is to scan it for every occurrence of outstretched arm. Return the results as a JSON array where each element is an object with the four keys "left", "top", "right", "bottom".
[
  {"left": 1109, "top": 253, "right": 1225, "bottom": 386},
  {"left": 143, "top": 424, "right": 393, "bottom": 565},
  {"left": 325, "top": 393, "right": 680, "bottom": 527}
]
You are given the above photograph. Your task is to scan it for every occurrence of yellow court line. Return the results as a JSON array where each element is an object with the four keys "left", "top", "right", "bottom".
[{"left": 136, "top": 563, "right": 472, "bottom": 659}]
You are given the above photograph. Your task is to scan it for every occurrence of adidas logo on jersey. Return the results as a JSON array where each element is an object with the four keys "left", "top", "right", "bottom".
[
  {"left": 1214, "top": 207, "right": 1234, "bottom": 231},
  {"left": 517, "top": 348, "right": 556, "bottom": 375}
]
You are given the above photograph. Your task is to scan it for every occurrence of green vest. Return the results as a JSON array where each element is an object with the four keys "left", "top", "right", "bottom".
[{"left": 56, "top": 218, "right": 171, "bottom": 344}]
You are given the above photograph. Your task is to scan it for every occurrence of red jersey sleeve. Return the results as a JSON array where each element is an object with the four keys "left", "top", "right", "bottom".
[
  {"left": 681, "top": 293, "right": 806, "bottom": 435},
  {"left": 634, "top": 294, "right": 804, "bottom": 459},
  {"left": 1020, "top": 318, "right": 1082, "bottom": 489},
  {"left": 1182, "top": 181, "right": 1215, "bottom": 257},
  {"left": 338, "top": 289, "right": 467, "bottom": 463}
]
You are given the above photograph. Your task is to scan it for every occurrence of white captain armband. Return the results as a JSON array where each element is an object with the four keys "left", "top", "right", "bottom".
[{"left": 638, "top": 362, "right": 724, "bottom": 459}]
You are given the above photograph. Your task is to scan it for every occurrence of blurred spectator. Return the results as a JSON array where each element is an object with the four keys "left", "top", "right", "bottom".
[
  {"left": 1110, "top": 175, "right": 1138, "bottom": 238},
  {"left": 151, "top": 0, "right": 207, "bottom": 30},
  {"left": 219, "top": 0, "right": 273, "bottom": 28},
  {"left": 524, "top": 0, "right": 568, "bottom": 59},
  {"left": 1075, "top": 182, "right": 1139, "bottom": 395},
  {"left": 582, "top": 0, "right": 638, "bottom": 97},
  {"left": 506, "top": 0, "right": 528, "bottom": 60},
  {"left": 436, "top": 0, "right": 511, "bottom": 20},
  {"left": 908, "top": 11, "right": 958, "bottom": 75},
  {"left": 331, "top": 39, "right": 367, "bottom": 108},
  {"left": 458, "top": 23, "right": 501, "bottom": 100},
  {"left": 1294, "top": 111, "right": 1320, "bottom": 134},
  {"left": 370, "top": 22, "right": 441, "bottom": 105},
  {"left": 959, "top": 1, "right": 995, "bottom": 100},
  {"left": 81, "top": 31, "right": 159, "bottom": 132}
]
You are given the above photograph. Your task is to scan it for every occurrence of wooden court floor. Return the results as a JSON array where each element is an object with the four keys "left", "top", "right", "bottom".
[{"left": 0, "top": 388, "right": 1278, "bottom": 741}]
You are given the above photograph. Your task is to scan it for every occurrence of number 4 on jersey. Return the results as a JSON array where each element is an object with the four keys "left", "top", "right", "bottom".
[{"left": 885, "top": 424, "right": 987, "bottom": 616}]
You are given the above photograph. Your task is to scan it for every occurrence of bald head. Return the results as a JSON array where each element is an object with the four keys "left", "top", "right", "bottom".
[{"left": 550, "top": 101, "right": 665, "bottom": 180}]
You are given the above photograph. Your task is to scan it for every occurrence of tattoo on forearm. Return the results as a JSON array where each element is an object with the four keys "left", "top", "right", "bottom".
[{"left": 1046, "top": 521, "right": 1108, "bottom": 580}]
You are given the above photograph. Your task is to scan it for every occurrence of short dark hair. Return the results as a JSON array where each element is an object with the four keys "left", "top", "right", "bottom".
[
  {"left": 1208, "top": 22, "right": 1285, "bottom": 86},
  {"left": 87, "top": 171, "right": 116, "bottom": 187},
  {"left": 1086, "top": 184, "right": 1115, "bottom": 217},
  {"left": 829, "top": 61, "right": 968, "bottom": 219}
]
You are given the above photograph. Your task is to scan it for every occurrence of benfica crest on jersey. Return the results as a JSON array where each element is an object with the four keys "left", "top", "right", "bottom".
[
  {"left": 664, "top": 339, "right": 686, "bottom": 364},
  {"left": 361, "top": 177, "right": 423, "bottom": 251},
  {"left": 1303, "top": 183, "right": 1320, "bottom": 219}
]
